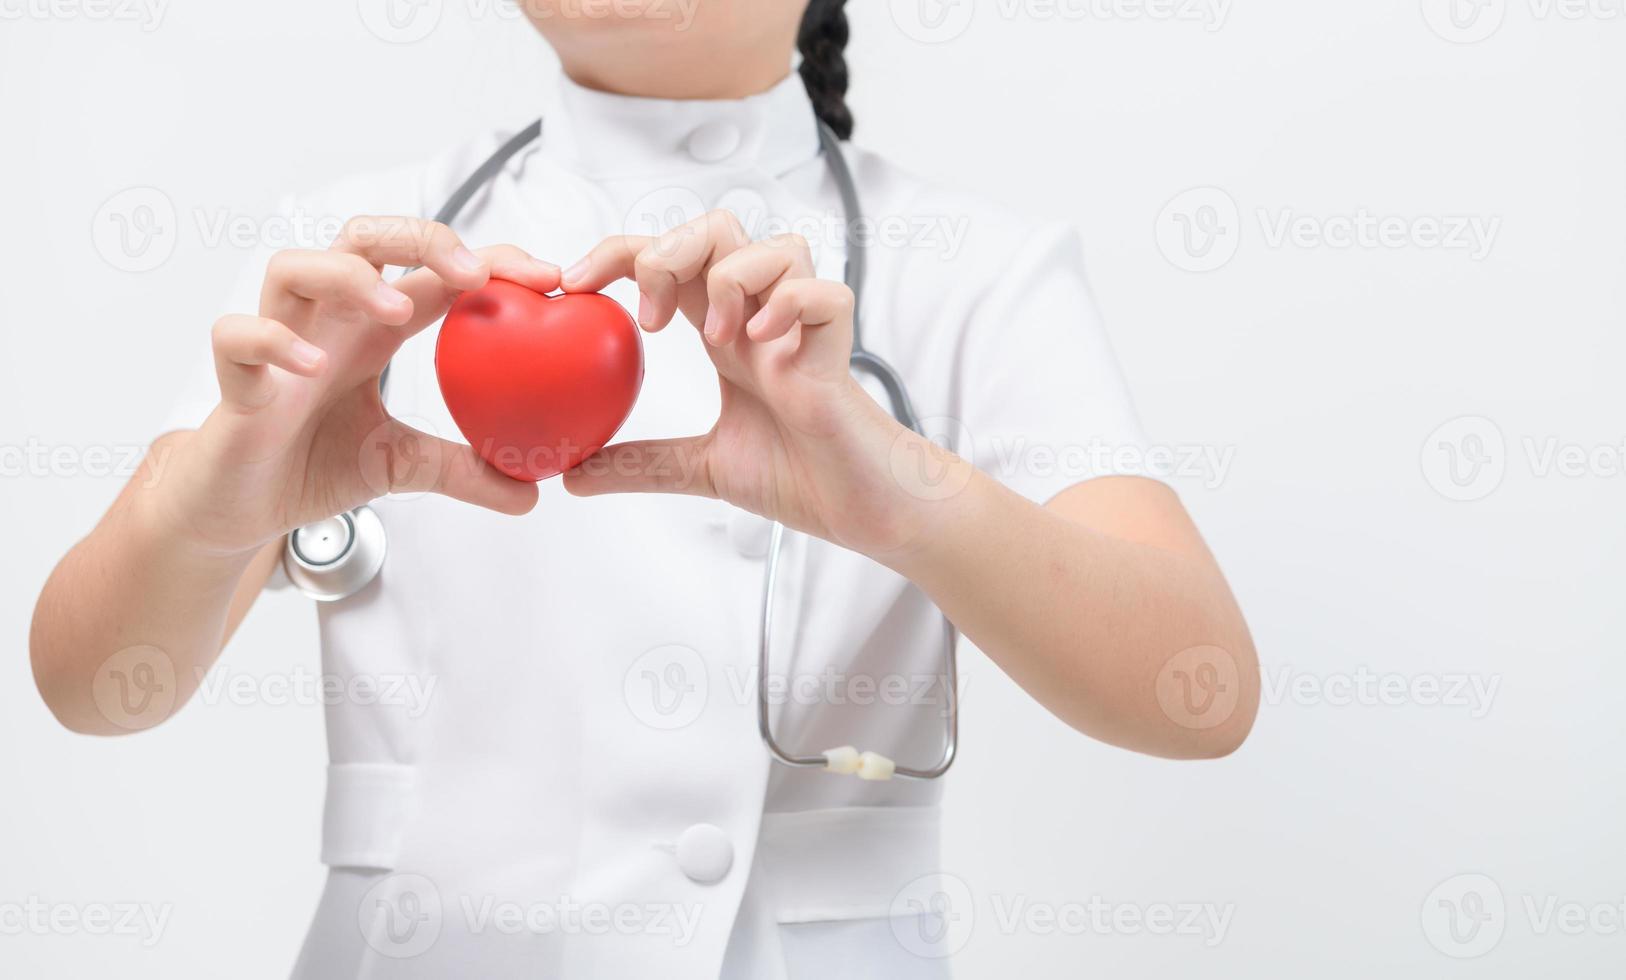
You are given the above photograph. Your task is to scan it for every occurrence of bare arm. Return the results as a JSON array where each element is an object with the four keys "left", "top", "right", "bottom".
[
  {"left": 889, "top": 469, "right": 1259, "bottom": 760},
  {"left": 29, "top": 431, "right": 281, "bottom": 734}
]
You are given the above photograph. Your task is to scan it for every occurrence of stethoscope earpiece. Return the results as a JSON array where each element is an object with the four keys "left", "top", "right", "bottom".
[{"left": 282, "top": 506, "right": 387, "bottom": 602}]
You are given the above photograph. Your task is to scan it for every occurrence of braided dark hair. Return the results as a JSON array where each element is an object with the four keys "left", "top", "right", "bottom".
[{"left": 798, "top": 0, "right": 853, "bottom": 140}]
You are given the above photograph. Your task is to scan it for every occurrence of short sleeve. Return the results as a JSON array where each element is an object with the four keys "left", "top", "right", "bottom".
[{"left": 952, "top": 224, "right": 1165, "bottom": 504}]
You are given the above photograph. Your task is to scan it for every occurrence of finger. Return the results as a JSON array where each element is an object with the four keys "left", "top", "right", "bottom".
[
  {"left": 480, "top": 244, "right": 561, "bottom": 294},
  {"left": 369, "top": 418, "right": 539, "bottom": 515},
  {"left": 211, "top": 314, "right": 326, "bottom": 408},
  {"left": 433, "top": 441, "right": 540, "bottom": 516},
  {"left": 558, "top": 234, "right": 653, "bottom": 294},
  {"left": 636, "top": 211, "right": 751, "bottom": 330},
  {"left": 390, "top": 244, "right": 562, "bottom": 335},
  {"left": 632, "top": 244, "right": 683, "bottom": 332},
  {"left": 703, "top": 235, "right": 816, "bottom": 347},
  {"left": 745, "top": 279, "right": 857, "bottom": 365},
  {"left": 558, "top": 233, "right": 666, "bottom": 328},
  {"left": 561, "top": 211, "right": 750, "bottom": 332},
  {"left": 331, "top": 216, "right": 490, "bottom": 293},
  {"left": 261, "top": 250, "right": 414, "bottom": 328},
  {"left": 562, "top": 437, "right": 715, "bottom": 498}
]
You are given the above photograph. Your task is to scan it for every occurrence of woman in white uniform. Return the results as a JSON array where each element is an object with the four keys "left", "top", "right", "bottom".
[{"left": 30, "top": 2, "right": 1261, "bottom": 976}]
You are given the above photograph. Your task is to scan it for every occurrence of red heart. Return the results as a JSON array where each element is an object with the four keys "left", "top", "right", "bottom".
[{"left": 435, "top": 279, "right": 644, "bottom": 482}]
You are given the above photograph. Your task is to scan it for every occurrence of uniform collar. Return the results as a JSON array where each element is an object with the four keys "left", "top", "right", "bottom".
[{"left": 539, "top": 70, "right": 823, "bottom": 181}]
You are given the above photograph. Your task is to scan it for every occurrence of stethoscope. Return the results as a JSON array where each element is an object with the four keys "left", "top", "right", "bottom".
[{"left": 282, "top": 119, "right": 957, "bottom": 783}]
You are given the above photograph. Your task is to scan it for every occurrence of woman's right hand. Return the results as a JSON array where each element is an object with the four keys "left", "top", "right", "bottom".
[{"left": 162, "top": 216, "right": 555, "bottom": 557}]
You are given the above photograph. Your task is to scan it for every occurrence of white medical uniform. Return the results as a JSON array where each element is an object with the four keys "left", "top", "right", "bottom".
[{"left": 163, "top": 72, "right": 1155, "bottom": 979}]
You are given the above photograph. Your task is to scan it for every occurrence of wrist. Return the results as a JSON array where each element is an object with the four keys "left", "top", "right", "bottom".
[
  {"left": 134, "top": 431, "right": 272, "bottom": 564},
  {"left": 855, "top": 418, "right": 987, "bottom": 575}
]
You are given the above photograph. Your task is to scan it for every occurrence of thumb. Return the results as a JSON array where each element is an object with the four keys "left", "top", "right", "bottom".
[
  {"left": 562, "top": 436, "right": 715, "bottom": 498},
  {"left": 359, "top": 418, "right": 538, "bottom": 516},
  {"left": 432, "top": 438, "right": 540, "bottom": 515}
]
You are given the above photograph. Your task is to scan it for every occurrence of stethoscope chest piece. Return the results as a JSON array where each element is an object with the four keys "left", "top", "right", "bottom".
[{"left": 282, "top": 506, "right": 387, "bottom": 602}]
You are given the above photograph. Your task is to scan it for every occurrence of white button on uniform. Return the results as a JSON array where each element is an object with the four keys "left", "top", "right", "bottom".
[
  {"left": 674, "top": 823, "right": 733, "bottom": 884},
  {"left": 686, "top": 121, "right": 741, "bottom": 163},
  {"left": 728, "top": 511, "right": 772, "bottom": 559}
]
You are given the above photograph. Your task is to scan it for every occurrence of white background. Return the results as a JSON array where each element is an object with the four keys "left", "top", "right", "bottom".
[{"left": 3, "top": 0, "right": 1624, "bottom": 976}]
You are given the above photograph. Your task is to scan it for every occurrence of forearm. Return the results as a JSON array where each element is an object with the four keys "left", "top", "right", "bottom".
[
  {"left": 885, "top": 453, "right": 1259, "bottom": 760},
  {"left": 29, "top": 432, "right": 266, "bottom": 735}
]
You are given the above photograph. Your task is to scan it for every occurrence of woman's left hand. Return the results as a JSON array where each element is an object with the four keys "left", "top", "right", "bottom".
[
  {"left": 558, "top": 215, "right": 1262, "bottom": 763},
  {"left": 557, "top": 210, "right": 946, "bottom": 559}
]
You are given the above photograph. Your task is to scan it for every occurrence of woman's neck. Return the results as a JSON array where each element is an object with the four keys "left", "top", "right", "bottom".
[
  {"left": 561, "top": 58, "right": 792, "bottom": 102},
  {"left": 548, "top": 20, "right": 799, "bottom": 102}
]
